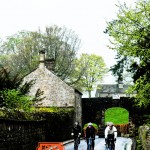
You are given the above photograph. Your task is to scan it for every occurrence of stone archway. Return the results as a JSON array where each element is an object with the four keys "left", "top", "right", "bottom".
[{"left": 82, "top": 97, "right": 137, "bottom": 137}]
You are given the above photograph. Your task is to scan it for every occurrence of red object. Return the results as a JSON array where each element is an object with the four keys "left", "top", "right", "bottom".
[{"left": 36, "top": 142, "right": 65, "bottom": 150}]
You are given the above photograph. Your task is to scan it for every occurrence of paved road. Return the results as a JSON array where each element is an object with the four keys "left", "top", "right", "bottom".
[{"left": 64, "top": 137, "right": 132, "bottom": 150}]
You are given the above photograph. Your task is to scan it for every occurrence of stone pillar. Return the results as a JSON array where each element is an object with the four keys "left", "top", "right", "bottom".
[{"left": 75, "top": 90, "right": 82, "bottom": 127}]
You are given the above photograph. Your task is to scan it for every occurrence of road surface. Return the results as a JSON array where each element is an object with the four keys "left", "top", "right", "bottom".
[{"left": 64, "top": 137, "right": 132, "bottom": 150}]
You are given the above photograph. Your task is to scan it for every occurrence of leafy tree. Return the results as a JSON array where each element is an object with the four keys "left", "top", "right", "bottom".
[
  {"left": 0, "top": 25, "right": 81, "bottom": 82},
  {"left": 72, "top": 53, "right": 107, "bottom": 98},
  {"left": 104, "top": 0, "right": 150, "bottom": 107},
  {"left": 0, "top": 67, "right": 44, "bottom": 110}
]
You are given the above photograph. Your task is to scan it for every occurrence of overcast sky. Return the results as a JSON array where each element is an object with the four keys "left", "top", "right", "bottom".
[{"left": 0, "top": 0, "right": 135, "bottom": 85}]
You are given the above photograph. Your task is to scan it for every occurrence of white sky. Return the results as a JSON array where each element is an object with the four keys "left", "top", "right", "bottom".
[{"left": 0, "top": 0, "right": 135, "bottom": 86}]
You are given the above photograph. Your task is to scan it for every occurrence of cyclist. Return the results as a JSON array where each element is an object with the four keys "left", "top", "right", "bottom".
[
  {"left": 104, "top": 122, "right": 110, "bottom": 144},
  {"left": 84, "top": 122, "right": 96, "bottom": 150},
  {"left": 71, "top": 121, "right": 82, "bottom": 144},
  {"left": 105, "top": 122, "right": 117, "bottom": 148}
]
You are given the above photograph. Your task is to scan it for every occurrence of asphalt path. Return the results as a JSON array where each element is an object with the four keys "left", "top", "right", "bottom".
[{"left": 64, "top": 137, "right": 132, "bottom": 150}]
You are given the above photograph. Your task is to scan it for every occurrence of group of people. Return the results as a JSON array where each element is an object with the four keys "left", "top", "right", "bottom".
[{"left": 71, "top": 121, "right": 117, "bottom": 149}]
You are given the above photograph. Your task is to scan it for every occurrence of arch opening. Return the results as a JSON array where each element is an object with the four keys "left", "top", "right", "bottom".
[{"left": 105, "top": 107, "right": 129, "bottom": 135}]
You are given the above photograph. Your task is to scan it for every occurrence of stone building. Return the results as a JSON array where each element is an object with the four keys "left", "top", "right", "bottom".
[
  {"left": 22, "top": 50, "right": 82, "bottom": 124},
  {"left": 95, "top": 84, "right": 136, "bottom": 98}
]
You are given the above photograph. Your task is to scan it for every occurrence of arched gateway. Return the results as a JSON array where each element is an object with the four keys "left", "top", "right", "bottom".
[{"left": 82, "top": 97, "right": 138, "bottom": 137}]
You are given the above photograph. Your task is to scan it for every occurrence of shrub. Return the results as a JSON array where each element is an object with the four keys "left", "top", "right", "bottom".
[{"left": 0, "top": 89, "right": 32, "bottom": 111}]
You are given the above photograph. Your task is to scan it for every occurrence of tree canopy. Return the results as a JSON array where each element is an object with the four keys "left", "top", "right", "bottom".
[
  {"left": 105, "top": 0, "right": 150, "bottom": 107},
  {"left": 0, "top": 25, "right": 81, "bottom": 81},
  {"left": 72, "top": 53, "right": 107, "bottom": 98}
]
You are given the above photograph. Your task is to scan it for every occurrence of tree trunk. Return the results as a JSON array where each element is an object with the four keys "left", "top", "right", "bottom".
[{"left": 88, "top": 91, "right": 91, "bottom": 98}]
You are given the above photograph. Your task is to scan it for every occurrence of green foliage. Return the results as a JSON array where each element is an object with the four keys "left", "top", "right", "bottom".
[
  {"left": 105, "top": 0, "right": 150, "bottom": 107},
  {"left": 36, "top": 107, "right": 74, "bottom": 113},
  {"left": 136, "top": 138, "right": 143, "bottom": 150},
  {"left": 0, "top": 66, "right": 46, "bottom": 111},
  {"left": 133, "top": 76, "right": 150, "bottom": 107},
  {"left": 72, "top": 53, "right": 107, "bottom": 97},
  {"left": 0, "top": 68, "right": 45, "bottom": 111},
  {"left": 0, "top": 107, "right": 74, "bottom": 122},
  {"left": 0, "top": 67, "right": 23, "bottom": 107},
  {"left": 137, "top": 126, "right": 150, "bottom": 150},
  {"left": 0, "top": 89, "right": 32, "bottom": 111},
  {"left": 105, "top": 107, "right": 129, "bottom": 125},
  {"left": 141, "top": 115, "right": 150, "bottom": 126}
]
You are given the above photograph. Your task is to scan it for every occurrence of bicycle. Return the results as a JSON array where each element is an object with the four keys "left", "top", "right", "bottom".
[
  {"left": 106, "top": 138, "right": 115, "bottom": 150},
  {"left": 74, "top": 135, "right": 80, "bottom": 150},
  {"left": 87, "top": 137, "right": 94, "bottom": 150}
]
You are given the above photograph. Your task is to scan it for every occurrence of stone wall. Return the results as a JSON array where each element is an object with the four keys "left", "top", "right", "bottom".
[
  {"left": 22, "top": 67, "right": 75, "bottom": 107},
  {"left": 0, "top": 119, "right": 46, "bottom": 150},
  {"left": 74, "top": 90, "right": 82, "bottom": 126},
  {"left": 138, "top": 125, "right": 150, "bottom": 150}
]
